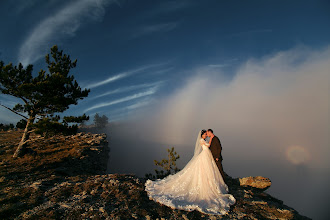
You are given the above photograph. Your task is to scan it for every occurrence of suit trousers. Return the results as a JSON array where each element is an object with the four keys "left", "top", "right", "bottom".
[{"left": 215, "top": 159, "right": 226, "bottom": 183}]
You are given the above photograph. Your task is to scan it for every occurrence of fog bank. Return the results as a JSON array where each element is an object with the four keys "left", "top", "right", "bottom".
[
  {"left": 140, "top": 45, "right": 329, "bottom": 170},
  {"left": 107, "top": 45, "right": 329, "bottom": 219}
]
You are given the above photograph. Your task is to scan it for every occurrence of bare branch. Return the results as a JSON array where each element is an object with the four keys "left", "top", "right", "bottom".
[
  {"left": 27, "top": 129, "right": 36, "bottom": 134},
  {"left": 18, "top": 95, "right": 28, "bottom": 105},
  {"left": 0, "top": 103, "right": 28, "bottom": 119},
  {"left": 20, "top": 136, "right": 44, "bottom": 145}
]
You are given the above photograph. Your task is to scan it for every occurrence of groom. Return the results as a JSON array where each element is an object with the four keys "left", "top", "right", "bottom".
[{"left": 207, "top": 129, "right": 227, "bottom": 183}]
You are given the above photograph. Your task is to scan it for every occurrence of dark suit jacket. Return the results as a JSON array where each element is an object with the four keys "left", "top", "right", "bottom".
[{"left": 209, "top": 136, "right": 223, "bottom": 161}]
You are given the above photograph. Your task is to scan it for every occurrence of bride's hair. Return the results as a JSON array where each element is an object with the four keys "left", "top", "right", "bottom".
[{"left": 201, "top": 130, "right": 207, "bottom": 137}]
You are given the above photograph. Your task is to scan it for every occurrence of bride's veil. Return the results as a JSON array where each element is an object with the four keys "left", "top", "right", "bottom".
[
  {"left": 193, "top": 130, "right": 202, "bottom": 158},
  {"left": 165, "top": 130, "right": 203, "bottom": 177},
  {"left": 156, "top": 130, "right": 203, "bottom": 180}
]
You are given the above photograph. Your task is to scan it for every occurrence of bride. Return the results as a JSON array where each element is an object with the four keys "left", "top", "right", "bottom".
[{"left": 145, "top": 130, "right": 236, "bottom": 215}]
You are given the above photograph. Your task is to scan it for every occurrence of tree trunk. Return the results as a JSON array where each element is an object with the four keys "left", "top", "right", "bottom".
[{"left": 13, "top": 116, "right": 34, "bottom": 158}]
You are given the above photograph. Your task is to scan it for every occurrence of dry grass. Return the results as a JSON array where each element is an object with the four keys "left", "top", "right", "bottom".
[{"left": 0, "top": 130, "right": 108, "bottom": 219}]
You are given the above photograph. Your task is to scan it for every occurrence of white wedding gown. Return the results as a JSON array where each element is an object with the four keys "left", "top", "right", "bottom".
[{"left": 145, "top": 137, "right": 236, "bottom": 215}]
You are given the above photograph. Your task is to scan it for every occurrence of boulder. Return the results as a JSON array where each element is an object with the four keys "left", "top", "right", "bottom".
[{"left": 239, "top": 176, "right": 271, "bottom": 190}]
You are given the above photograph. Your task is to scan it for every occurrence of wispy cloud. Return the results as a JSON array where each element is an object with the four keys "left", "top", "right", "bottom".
[
  {"left": 151, "top": 67, "right": 174, "bottom": 75},
  {"left": 122, "top": 0, "right": 190, "bottom": 40},
  {"left": 90, "top": 97, "right": 154, "bottom": 121},
  {"left": 84, "top": 87, "right": 158, "bottom": 112},
  {"left": 126, "top": 98, "right": 153, "bottom": 110},
  {"left": 86, "top": 70, "right": 134, "bottom": 89},
  {"left": 142, "top": 22, "right": 179, "bottom": 33},
  {"left": 108, "top": 111, "right": 134, "bottom": 122},
  {"left": 90, "top": 81, "right": 165, "bottom": 100},
  {"left": 13, "top": 0, "right": 40, "bottom": 14},
  {"left": 18, "top": 0, "right": 114, "bottom": 66},
  {"left": 207, "top": 58, "right": 239, "bottom": 68},
  {"left": 132, "top": 22, "right": 180, "bottom": 39},
  {"left": 84, "top": 63, "right": 168, "bottom": 89},
  {"left": 108, "top": 99, "right": 153, "bottom": 121}
]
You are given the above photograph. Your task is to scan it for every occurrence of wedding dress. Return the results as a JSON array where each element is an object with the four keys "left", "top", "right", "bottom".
[{"left": 145, "top": 131, "right": 236, "bottom": 215}]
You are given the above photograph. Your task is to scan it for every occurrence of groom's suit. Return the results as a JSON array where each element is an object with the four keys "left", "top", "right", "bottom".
[{"left": 209, "top": 136, "right": 226, "bottom": 182}]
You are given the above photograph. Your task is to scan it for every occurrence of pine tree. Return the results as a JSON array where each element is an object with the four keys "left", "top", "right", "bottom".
[
  {"left": 0, "top": 45, "right": 90, "bottom": 157},
  {"left": 0, "top": 123, "right": 14, "bottom": 131},
  {"left": 16, "top": 119, "right": 27, "bottom": 129},
  {"left": 93, "top": 113, "right": 109, "bottom": 128},
  {"left": 145, "top": 147, "right": 180, "bottom": 180}
]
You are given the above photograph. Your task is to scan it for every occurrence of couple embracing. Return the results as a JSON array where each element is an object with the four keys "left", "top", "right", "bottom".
[{"left": 145, "top": 129, "right": 236, "bottom": 215}]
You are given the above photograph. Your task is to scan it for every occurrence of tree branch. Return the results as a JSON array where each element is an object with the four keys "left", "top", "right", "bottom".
[
  {"left": 18, "top": 95, "right": 28, "bottom": 105},
  {"left": 0, "top": 103, "right": 28, "bottom": 119},
  {"left": 20, "top": 136, "right": 44, "bottom": 146},
  {"left": 27, "top": 129, "right": 36, "bottom": 134}
]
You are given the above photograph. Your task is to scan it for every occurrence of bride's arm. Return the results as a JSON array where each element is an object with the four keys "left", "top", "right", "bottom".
[{"left": 201, "top": 139, "right": 210, "bottom": 147}]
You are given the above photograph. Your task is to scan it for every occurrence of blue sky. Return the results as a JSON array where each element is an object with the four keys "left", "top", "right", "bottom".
[{"left": 0, "top": 0, "right": 329, "bottom": 123}]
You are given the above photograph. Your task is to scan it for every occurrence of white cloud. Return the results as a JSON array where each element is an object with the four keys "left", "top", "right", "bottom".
[
  {"left": 101, "top": 98, "right": 154, "bottom": 122},
  {"left": 126, "top": 98, "right": 153, "bottom": 110},
  {"left": 90, "top": 81, "right": 165, "bottom": 99},
  {"left": 18, "top": 0, "right": 114, "bottom": 66},
  {"left": 207, "top": 58, "right": 239, "bottom": 68},
  {"left": 84, "top": 87, "right": 158, "bottom": 112},
  {"left": 85, "top": 63, "right": 166, "bottom": 89},
  {"left": 86, "top": 71, "right": 132, "bottom": 89}
]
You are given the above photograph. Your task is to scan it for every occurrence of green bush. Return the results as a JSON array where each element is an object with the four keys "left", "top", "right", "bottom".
[{"left": 145, "top": 147, "right": 180, "bottom": 180}]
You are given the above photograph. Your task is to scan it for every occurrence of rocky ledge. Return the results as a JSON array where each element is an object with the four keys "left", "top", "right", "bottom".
[{"left": 0, "top": 130, "right": 310, "bottom": 219}]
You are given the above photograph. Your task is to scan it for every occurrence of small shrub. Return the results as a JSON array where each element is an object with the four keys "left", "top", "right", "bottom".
[{"left": 145, "top": 147, "right": 180, "bottom": 180}]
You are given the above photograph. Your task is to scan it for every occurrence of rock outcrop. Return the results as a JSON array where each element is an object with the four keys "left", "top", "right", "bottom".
[
  {"left": 0, "top": 130, "right": 311, "bottom": 219},
  {"left": 239, "top": 176, "right": 272, "bottom": 190},
  {"left": 12, "top": 173, "right": 311, "bottom": 220}
]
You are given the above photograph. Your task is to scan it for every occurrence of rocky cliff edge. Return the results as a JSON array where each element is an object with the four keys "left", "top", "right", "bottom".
[{"left": 0, "top": 130, "right": 310, "bottom": 219}]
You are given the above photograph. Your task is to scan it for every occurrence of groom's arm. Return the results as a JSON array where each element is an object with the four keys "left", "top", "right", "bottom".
[
  {"left": 208, "top": 136, "right": 214, "bottom": 145},
  {"left": 214, "top": 137, "right": 222, "bottom": 160}
]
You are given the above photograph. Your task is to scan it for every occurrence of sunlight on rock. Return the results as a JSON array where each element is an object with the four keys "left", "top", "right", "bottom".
[{"left": 286, "top": 145, "right": 310, "bottom": 165}]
